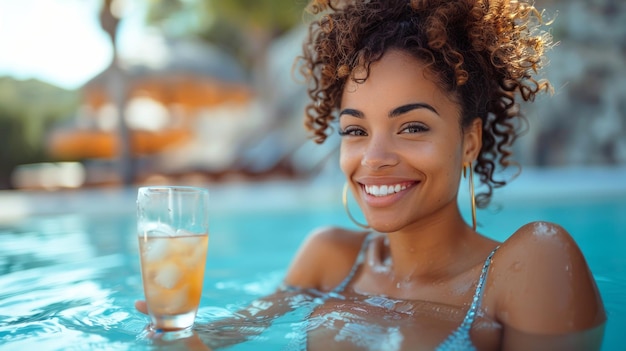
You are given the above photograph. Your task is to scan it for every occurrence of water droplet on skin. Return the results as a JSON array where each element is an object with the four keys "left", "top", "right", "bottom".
[{"left": 534, "top": 221, "right": 557, "bottom": 236}]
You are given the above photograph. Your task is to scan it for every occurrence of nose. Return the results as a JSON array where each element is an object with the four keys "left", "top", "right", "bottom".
[{"left": 361, "top": 138, "right": 399, "bottom": 170}]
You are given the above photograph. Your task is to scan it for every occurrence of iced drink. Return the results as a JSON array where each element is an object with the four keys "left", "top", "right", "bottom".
[
  {"left": 139, "top": 229, "right": 208, "bottom": 329},
  {"left": 137, "top": 186, "right": 209, "bottom": 331}
]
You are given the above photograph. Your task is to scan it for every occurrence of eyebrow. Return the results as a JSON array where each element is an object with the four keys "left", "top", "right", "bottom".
[
  {"left": 390, "top": 103, "right": 439, "bottom": 117},
  {"left": 339, "top": 102, "right": 439, "bottom": 119}
]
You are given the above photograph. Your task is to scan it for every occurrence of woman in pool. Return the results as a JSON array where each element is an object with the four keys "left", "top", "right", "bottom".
[{"left": 137, "top": 0, "right": 606, "bottom": 349}]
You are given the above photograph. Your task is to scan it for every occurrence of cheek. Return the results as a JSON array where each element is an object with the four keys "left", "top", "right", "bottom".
[
  {"left": 437, "top": 148, "right": 465, "bottom": 191},
  {"left": 429, "top": 134, "right": 464, "bottom": 165},
  {"left": 413, "top": 140, "right": 463, "bottom": 182},
  {"left": 403, "top": 141, "right": 442, "bottom": 167}
]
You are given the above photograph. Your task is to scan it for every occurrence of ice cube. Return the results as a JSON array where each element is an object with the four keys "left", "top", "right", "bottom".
[
  {"left": 143, "top": 238, "right": 170, "bottom": 262},
  {"left": 184, "top": 241, "right": 207, "bottom": 268},
  {"left": 145, "top": 284, "right": 189, "bottom": 314},
  {"left": 141, "top": 222, "right": 177, "bottom": 237},
  {"left": 168, "top": 285, "right": 189, "bottom": 312},
  {"left": 153, "top": 262, "right": 181, "bottom": 289}
]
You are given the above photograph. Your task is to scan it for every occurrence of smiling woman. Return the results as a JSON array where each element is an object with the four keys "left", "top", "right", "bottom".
[
  {"left": 291, "top": 51, "right": 604, "bottom": 351},
  {"left": 297, "top": 0, "right": 604, "bottom": 349},
  {"left": 289, "top": 0, "right": 606, "bottom": 349}
]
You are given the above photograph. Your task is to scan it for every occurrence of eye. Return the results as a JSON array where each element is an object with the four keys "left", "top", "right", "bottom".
[
  {"left": 400, "top": 122, "right": 429, "bottom": 134},
  {"left": 338, "top": 126, "right": 368, "bottom": 137}
]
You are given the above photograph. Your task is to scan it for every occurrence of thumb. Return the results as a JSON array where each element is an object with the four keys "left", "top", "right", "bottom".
[{"left": 135, "top": 300, "right": 148, "bottom": 314}]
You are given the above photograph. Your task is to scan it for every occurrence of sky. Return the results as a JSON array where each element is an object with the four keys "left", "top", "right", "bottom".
[{"left": 0, "top": 0, "right": 115, "bottom": 90}]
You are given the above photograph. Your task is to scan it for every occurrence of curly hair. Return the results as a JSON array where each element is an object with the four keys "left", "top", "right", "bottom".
[{"left": 297, "top": 0, "right": 553, "bottom": 208}]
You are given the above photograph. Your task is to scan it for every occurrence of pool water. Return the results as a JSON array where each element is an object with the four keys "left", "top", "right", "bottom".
[{"left": 0, "top": 170, "right": 624, "bottom": 350}]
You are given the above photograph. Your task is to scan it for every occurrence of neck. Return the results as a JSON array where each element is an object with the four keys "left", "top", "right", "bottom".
[{"left": 371, "top": 206, "right": 475, "bottom": 283}]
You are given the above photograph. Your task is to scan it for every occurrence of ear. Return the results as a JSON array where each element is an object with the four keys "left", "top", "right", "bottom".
[{"left": 462, "top": 118, "right": 482, "bottom": 164}]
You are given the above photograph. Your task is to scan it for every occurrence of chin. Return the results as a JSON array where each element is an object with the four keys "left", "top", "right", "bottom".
[{"left": 368, "top": 221, "right": 404, "bottom": 234}]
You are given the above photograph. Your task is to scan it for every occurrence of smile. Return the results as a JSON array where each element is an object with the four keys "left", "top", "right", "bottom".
[{"left": 363, "top": 182, "right": 413, "bottom": 197}]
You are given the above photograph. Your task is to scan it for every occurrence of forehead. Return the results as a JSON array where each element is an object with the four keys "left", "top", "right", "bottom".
[{"left": 340, "top": 49, "right": 458, "bottom": 113}]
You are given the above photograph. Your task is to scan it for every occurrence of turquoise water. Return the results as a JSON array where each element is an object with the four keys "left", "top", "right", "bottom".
[{"left": 0, "top": 174, "right": 624, "bottom": 350}]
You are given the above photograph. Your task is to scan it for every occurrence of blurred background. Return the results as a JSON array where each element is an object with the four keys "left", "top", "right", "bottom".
[{"left": 0, "top": 0, "right": 624, "bottom": 191}]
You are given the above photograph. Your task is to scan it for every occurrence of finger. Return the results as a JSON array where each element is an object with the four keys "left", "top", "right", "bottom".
[{"left": 135, "top": 300, "right": 148, "bottom": 314}]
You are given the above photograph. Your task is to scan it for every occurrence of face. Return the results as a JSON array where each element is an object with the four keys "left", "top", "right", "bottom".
[{"left": 339, "top": 49, "right": 481, "bottom": 233}]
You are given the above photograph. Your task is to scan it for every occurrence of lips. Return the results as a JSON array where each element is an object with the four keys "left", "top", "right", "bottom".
[{"left": 356, "top": 180, "right": 419, "bottom": 207}]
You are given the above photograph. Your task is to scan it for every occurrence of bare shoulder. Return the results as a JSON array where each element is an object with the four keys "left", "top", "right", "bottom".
[
  {"left": 490, "top": 221, "right": 606, "bottom": 334},
  {"left": 282, "top": 226, "right": 369, "bottom": 291},
  {"left": 498, "top": 221, "right": 584, "bottom": 261}
]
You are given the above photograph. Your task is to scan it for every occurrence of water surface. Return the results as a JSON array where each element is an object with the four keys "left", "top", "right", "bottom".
[{"left": 0, "top": 174, "right": 624, "bottom": 350}]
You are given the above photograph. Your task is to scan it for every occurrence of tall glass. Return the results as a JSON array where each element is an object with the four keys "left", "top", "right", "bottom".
[{"left": 137, "top": 186, "right": 209, "bottom": 331}]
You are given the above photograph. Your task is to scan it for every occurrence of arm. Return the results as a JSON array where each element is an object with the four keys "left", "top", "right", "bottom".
[{"left": 494, "top": 221, "right": 606, "bottom": 351}]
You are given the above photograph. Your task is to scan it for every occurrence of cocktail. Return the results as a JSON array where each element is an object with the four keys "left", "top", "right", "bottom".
[{"left": 137, "top": 186, "right": 209, "bottom": 331}]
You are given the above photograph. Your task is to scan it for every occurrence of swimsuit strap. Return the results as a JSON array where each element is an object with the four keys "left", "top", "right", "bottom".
[
  {"left": 461, "top": 245, "right": 500, "bottom": 328},
  {"left": 435, "top": 245, "right": 501, "bottom": 351},
  {"left": 330, "top": 232, "right": 377, "bottom": 295}
]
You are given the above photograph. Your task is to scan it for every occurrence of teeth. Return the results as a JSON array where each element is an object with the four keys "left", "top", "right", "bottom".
[{"left": 365, "top": 184, "right": 408, "bottom": 197}]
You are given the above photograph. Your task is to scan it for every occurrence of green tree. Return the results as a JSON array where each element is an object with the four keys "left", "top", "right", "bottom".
[{"left": 0, "top": 78, "right": 78, "bottom": 189}]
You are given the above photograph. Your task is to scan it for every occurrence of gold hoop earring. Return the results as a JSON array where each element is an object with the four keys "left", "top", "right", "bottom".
[
  {"left": 463, "top": 163, "right": 477, "bottom": 231},
  {"left": 342, "top": 183, "right": 370, "bottom": 229}
]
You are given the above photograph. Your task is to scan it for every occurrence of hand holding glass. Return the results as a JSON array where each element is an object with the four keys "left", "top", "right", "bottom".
[{"left": 137, "top": 186, "right": 209, "bottom": 331}]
